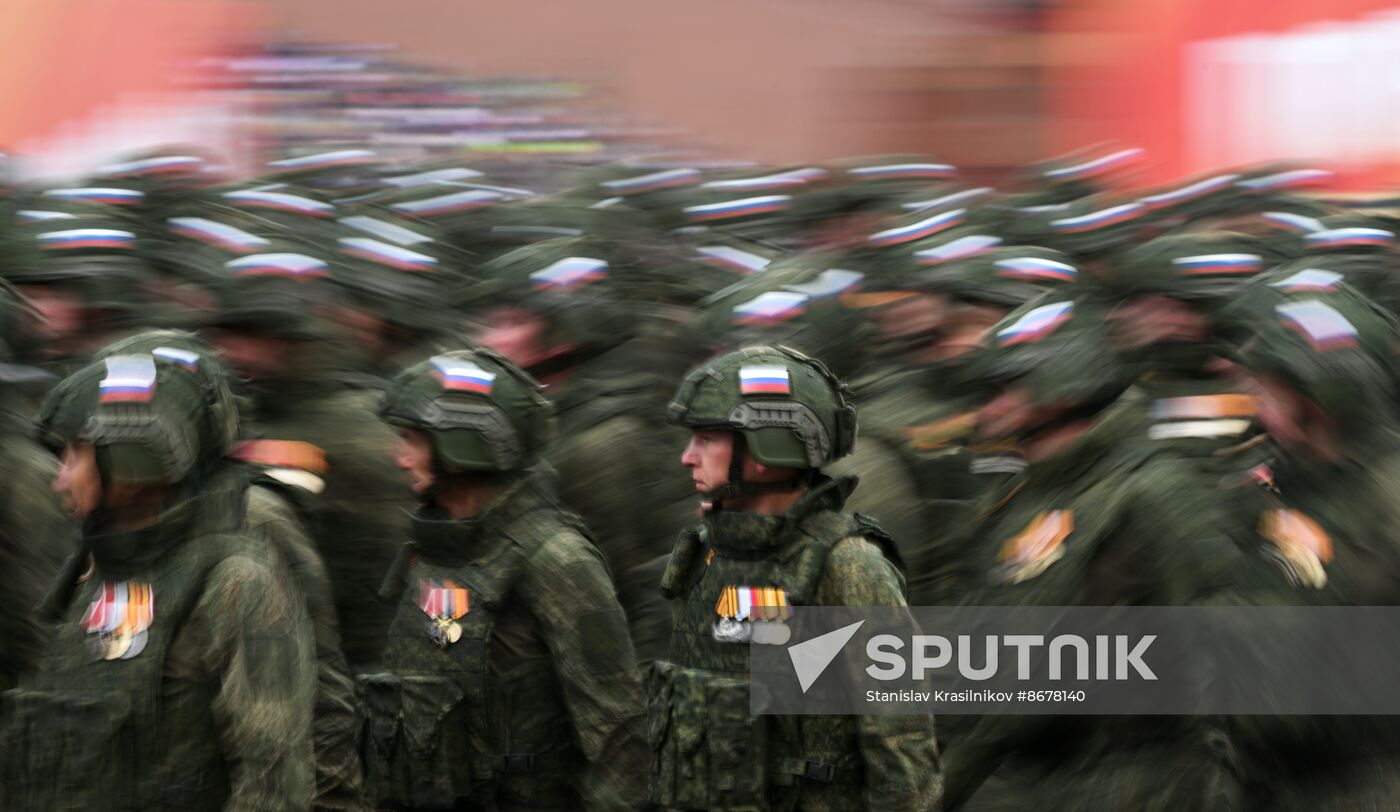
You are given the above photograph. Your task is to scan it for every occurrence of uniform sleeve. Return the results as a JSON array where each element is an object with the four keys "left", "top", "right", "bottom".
[
  {"left": 0, "top": 446, "right": 77, "bottom": 687},
  {"left": 197, "top": 553, "right": 317, "bottom": 812},
  {"left": 523, "top": 535, "right": 649, "bottom": 812},
  {"left": 244, "top": 486, "right": 365, "bottom": 812},
  {"left": 815, "top": 537, "right": 943, "bottom": 812}
]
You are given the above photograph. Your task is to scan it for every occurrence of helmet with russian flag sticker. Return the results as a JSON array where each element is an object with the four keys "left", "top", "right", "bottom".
[
  {"left": 37, "top": 334, "right": 226, "bottom": 485},
  {"left": 667, "top": 345, "right": 856, "bottom": 470},
  {"left": 966, "top": 294, "right": 1130, "bottom": 409},
  {"left": 378, "top": 348, "right": 552, "bottom": 473}
]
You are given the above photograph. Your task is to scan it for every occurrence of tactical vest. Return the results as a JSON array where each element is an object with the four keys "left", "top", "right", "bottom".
[
  {"left": 3, "top": 495, "right": 257, "bottom": 812},
  {"left": 357, "top": 500, "right": 587, "bottom": 810},
  {"left": 649, "top": 495, "right": 898, "bottom": 812}
]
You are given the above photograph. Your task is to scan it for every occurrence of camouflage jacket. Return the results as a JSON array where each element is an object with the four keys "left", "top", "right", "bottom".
[
  {"left": 5, "top": 473, "right": 317, "bottom": 811},
  {"left": 360, "top": 468, "right": 647, "bottom": 811},
  {"left": 651, "top": 475, "right": 941, "bottom": 812},
  {"left": 943, "top": 390, "right": 1248, "bottom": 812}
]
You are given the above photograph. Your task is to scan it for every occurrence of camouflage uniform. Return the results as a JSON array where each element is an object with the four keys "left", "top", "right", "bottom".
[
  {"left": 943, "top": 298, "right": 1247, "bottom": 812},
  {"left": 9, "top": 344, "right": 317, "bottom": 810},
  {"left": 1228, "top": 291, "right": 1400, "bottom": 809},
  {"left": 651, "top": 346, "right": 941, "bottom": 811},
  {"left": 207, "top": 250, "right": 411, "bottom": 670},
  {"left": 362, "top": 350, "right": 646, "bottom": 810},
  {"left": 469, "top": 238, "right": 695, "bottom": 665},
  {"left": 96, "top": 329, "right": 367, "bottom": 811}
]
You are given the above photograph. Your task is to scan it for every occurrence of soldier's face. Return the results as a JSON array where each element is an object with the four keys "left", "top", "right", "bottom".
[
  {"left": 1254, "top": 373, "right": 1336, "bottom": 459},
  {"left": 53, "top": 442, "right": 102, "bottom": 521},
  {"left": 680, "top": 430, "right": 783, "bottom": 497},
  {"left": 476, "top": 307, "right": 553, "bottom": 370},
  {"left": 395, "top": 428, "right": 437, "bottom": 496},
  {"left": 1109, "top": 296, "right": 1210, "bottom": 350},
  {"left": 209, "top": 329, "right": 294, "bottom": 382},
  {"left": 18, "top": 284, "right": 85, "bottom": 351}
]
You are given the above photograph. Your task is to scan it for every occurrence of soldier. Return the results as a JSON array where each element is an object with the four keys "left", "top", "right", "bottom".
[
  {"left": 942, "top": 296, "right": 1247, "bottom": 810},
  {"left": 205, "top": 247, "right": 411, "bottom": 670},
  {"left": 361, "top": 349, "right": 646, "bottom": 811},
  {"left": 1228, "top": 290, "right": 1400, "bottom": 808},
  {"left": 95, "top": 329, "right": 367, "bottom": 811},
  {"left": 8, "top": 343, "right": 317, "bottom": 810},
  {"left": 1100, "top": 231, "right": 1277, "bottom": 468},
  {"left": 651, "top": 345, "right": 941, "bottom": 811},
  {"left": 468, "top": 238, "right": 694, "bottom": 664},
  {"left": 0, "top": 280, "right": 74, "bottom": 689}
]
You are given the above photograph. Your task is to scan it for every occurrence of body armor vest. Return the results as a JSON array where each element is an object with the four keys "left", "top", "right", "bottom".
[
  {"left": 649, "top": 477, "right": 899, "bottom": 812},
  {"left": 5, "top": 487, "right": 256, "bottom": 811},
  {"left": 357, "top": 477, "right": 590, "bottom": 810}
]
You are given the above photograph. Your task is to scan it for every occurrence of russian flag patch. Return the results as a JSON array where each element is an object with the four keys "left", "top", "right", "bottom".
[
  {"left": 100, "top": 355, "right": 158, "bottom": 403},
  {"left": 430, "top": 357, "right": 496, "bottom": 394},
  {"left": 1276, "top": 300, "right": 1359, "bottom": 352},
  {"left": 997, "top": 301, "right": 1074, "bottom": 345},
  {"left": 739, "top": 365, "right": 791, "bottom": 395}
]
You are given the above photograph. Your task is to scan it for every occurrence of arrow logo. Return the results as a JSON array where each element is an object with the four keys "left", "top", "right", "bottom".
[{"left": 788, "top": 620, "right": 865, "bottom": 693}]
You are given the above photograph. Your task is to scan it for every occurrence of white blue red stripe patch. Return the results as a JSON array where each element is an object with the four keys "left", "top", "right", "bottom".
[
  {"left": 732, "top": 291, "right": 808, "bottom": 325},
  {"left": 100, "top": 155, "right": 204, "bottom": 177},
  {"left": 1305, "top": 228, "right": 1394, "bottom": 248},
  {"left": 788, "top": 269, "right": 864, "bottom": 299},
  {"left": 37, "top": 229, "right": 136, "bottom": 250},
  {"left": 17, "top": 210, "right": 77, "bottom": 223},
  {"left": 868, "top": 209, "right": 964, "bottom": 247},
  {"left": 340, "top": 237, "right": 437, "bottom": 272},
  {"left": 1171, "top": 254, "right": 1263, "bottom": 275},
  {"left": 382, "top": 167, "right": 482, "bottom": 188},
  {"left": 1139, "top": 174, "right": 1239, "bottom": 208},
  {"left": 223, "top": 191, "right": 335, "bottom": 217},
  {"left": 43, "top": 187, "right": 144, "bottom": 205},
  {"left": 1276, "top": 300, "right": 1359, "bottom": 351},
  {"left": 997, "top": 301, "right": 1074, "bottom": 345},
  {"left": 684, "top": 195, "right": 791, "bottom": 222},
  {"left": 430, "top": 356, "right": 496, "bottom": 394},
  {"left": 993, "top": 257, "right": 1078, "bottom": 282},
  {"left": 338, "top": 216, "right": 434, "bottom": 246},
  {"left": 268, "top": 149, "right": 377, "bottom": 171},
  {"left": 226, "top": 253, "right": 330, "bottom": 280},
  {"left": 1263, "top": 212, "right": 1324, "bottom": 234},
  {"left": 152, "top": 347, "right": 200, "bottom": 372},
  {"left": 1269, "top": 269, "right": 1343, "bottom": 293},
  {"left": 1050, "top": 203, "right": 1145, "bottom": 232},
  {"left": 1044, "top": 148, "right": 1144, "bottom": 180},
  {"left": 848, "top": 163, "right": 956, "bottom": 180},
  {"left": 902, "top": 187, "right": 992, "bottom": 212},
  {"left": 1238, "top": 169, "right": 1332, "bottom": 191},
  {"left": 603, "top": 168, "right": 700, "bottom": 195},
  {"left": 99, "top": 355, "right": 158, "bottom": 403},
  {"left": 168, "top": 217, "right": 270, "bottom": 253},
  {"left": 702, "top": 172, "right": 808, "bottom": 192},
  {"left": 915, "top": 235, "right": 1002, "bottom": 265},
  {"left": 390, "top": 190, "right": 502, "bottom": 217},
  {"left": 530, "top": 257, "right": 608, "bottom": 290},
  {"left": 696, "top": 246, "right": 771, "bottom": 275},
  {"left": 739, "top": 364, "right": 791, "bottom": 395}
]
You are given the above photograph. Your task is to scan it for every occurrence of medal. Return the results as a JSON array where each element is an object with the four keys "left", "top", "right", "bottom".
[
  {"left": 419, "top": 579, "right": 470, "bottom": 646},
  {"left": 750, "top": 620, "right": 792, "bottom": 646},
  {"left": 82, "top": 580, "right": 154, "bottom": 661},
  {"left": 712, "top": 617, "right": 752, "bottom": 643}
]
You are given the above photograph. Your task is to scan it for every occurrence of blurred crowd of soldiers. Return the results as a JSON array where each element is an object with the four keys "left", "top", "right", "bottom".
[{"left": 1, "top": 142, "right": 1399, "bottom": 810}]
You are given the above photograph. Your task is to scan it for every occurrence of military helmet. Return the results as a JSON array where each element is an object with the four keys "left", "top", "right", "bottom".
[
  {"left": 915, "top": 244, "right": 1079, "bottom": 307},
  {"left": 1102, "top": 231, "right": 1276, "bottom": 308},
  {"left": 206, "top": 243, "right": 342, "bottom": 340},
  {"left": 667, "top": 345, "right": 856, "bottom": 470},
  {"left": 694, "top": 260, "right": 872, "bottom": 379},
  {"left": 378, "top": 348, "right": 552, "bottom": 473},
  {"left": 1239, "top": 289, "right": 1400, "bottom": 437},
  {"left": 1010, "top": 145, "right": 1145, "bottom": 206},
  {"left": 38, "top": 335, "right": 235, "bottom": 485},
  {"left": 967, "top": 294, "right": 1130, "bottom": 410}
]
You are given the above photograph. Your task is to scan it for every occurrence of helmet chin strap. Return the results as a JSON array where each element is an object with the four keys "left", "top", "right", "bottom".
[{"left": 703, "top": 434, "right": 808, "bottom": 512}]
